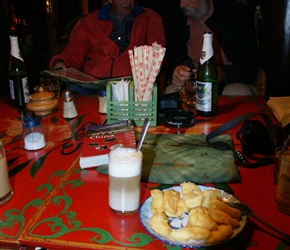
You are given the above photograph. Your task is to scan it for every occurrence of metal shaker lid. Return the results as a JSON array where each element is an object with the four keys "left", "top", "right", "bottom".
[
  {"left": 23, "top": 115, "right": 41, "bottom": 128},
  {"left": 62, "top": 90, "right": 73, "bottom": 102},
  {"left": 97, "top": 88, "right": 106, "bottom": 97}
]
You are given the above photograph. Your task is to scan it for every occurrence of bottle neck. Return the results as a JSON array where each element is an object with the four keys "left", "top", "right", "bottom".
[
  {"left": 200, "top": 33, "right": 214, "bottom": 65},
  {"left": 10, "top": 36, "right": 24, "bottom": 62}
]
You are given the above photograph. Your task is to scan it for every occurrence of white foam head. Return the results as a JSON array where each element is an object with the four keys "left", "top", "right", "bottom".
[{"left": 108, "top": 148, "right": 142, "bottom": 177}]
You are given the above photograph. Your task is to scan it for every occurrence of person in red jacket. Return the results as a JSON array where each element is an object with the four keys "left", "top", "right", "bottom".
[{"left": 49, "top": 0, "right": 166, "bottom": 94}]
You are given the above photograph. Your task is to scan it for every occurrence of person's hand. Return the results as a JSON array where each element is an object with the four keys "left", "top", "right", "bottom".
[
  {"left": 52, "top": 59, "right": 67, "bottom": 70},
  {"left": 172, "top": 65, "right": 195, "bottom": 86}
]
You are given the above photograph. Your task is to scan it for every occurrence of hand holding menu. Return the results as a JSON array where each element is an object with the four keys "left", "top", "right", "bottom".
[
  {"left": 43, "top": 67, "right": 100, "bottom": 83},
  {"left": 43, "top": 67, "right": 132, "bottom": 89}
]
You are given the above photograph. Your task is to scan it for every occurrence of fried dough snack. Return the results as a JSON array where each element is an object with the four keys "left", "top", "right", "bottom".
[
  {"left": 163, "top": 189, "right": 180, "bottom": 217},
  {"left": 180, "top": 182, "right": 203, "bottom": 209},
  {"left": 208, "top": 208, "right": 240, "bottom": 228},
  {"left": 210, "top": 198, "right": 241, "bottom": 219},
  {"left": 149, "top": 182, "right": 241, "bottom": 245},
  {"left": 151, "top": 189, "right": 164, "bottom": 213},
  {"left": 170, "top": 226, "right": 212, "bottom": 242},
  {"left": 176, "top": 198, "right": 189, "bottom": 217},
  {"left": 181, "top": 182, "right": 201, "bottom": 195},
  {"left": 205, "top": 225, "right": 233, "bottom": 244},
  {"left": 201, "top": 190, "right": 222, "bottom": 209},
  {"left": 188, "top": 207, "right": 217, "bottom": 230},
  {"left": 150, "top": 212, "right": 172, "bottom": 236}
]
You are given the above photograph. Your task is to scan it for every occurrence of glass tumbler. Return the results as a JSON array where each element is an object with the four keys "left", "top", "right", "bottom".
[
  {"left": 108, "top": 147, "right": 142, "bottom": 214},
  {"left": 0, "top": 142, "right": 13, "bottom": 205}
]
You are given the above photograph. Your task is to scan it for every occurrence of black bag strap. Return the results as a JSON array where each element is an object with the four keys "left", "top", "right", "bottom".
[
  {"left": 206, "top": 112, "right": 276, "bottom": 168},
  {"left": 236, "top": 114, "right": 279, "bottom": 163}
]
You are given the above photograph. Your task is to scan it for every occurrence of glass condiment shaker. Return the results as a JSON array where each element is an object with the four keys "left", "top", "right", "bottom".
[
  {"left": 62, "top": 90, "right": 78, "bottom": 118},
  {"left": 98, "top": 88, "right": 107, "bottom": 114},
  {"left": 23, "top": 115, "right": 46, "bottom": 150}
]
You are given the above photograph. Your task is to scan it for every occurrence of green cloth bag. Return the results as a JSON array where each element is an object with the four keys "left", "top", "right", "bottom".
[{"left": 140, "top": 133, "right": 239, "bottom": 184}]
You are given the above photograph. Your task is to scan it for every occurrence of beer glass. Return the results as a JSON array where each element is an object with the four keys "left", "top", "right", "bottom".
[
  {"left": 0, "top": 142, "right": 13, "bottom": 205},
  {"left": 177, "top": 79, "right": 197, "bottom": 110},
  {"left": 38, "top": 75, "right": 60, "bottom": 98},
  {"left": 108, "top": 147, "right": 142, "bottom": 214}
]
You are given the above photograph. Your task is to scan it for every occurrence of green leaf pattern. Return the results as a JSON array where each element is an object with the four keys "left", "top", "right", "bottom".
[
  {"left": 27, "top": 173, "right": 154, "bottom": 247},
  {"left": 1, "top": 170, "right": 156, "bottom": 247}
]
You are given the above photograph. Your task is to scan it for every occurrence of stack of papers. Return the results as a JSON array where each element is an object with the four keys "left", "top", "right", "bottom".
[{"left": 267, "top": 96, "right": 290, "bottom": 127}]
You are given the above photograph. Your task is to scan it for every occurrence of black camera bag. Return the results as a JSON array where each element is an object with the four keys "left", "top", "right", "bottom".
[{"left": 206, "top": 112, "right": 284, "bottom": 167}]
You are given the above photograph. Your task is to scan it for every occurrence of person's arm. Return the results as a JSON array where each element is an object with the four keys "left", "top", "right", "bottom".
[
  {"left": 49, "top": 17, "right": 90, "bottom": 69},
  {"left": 171, "top": 65, "right": 193, "bottom": 85},
  {"left": 52, "top": 59, "right": 67, "bottom": 70}
]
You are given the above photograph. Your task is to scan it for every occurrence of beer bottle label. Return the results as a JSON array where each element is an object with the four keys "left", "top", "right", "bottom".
[
  {"left": 196, "top": 81, "right": 212, "bottom": 112},
  {"left": 10, "top": 37, "right": 24, "bottom": 62},
  {"left": 9, "top": 77, "right": 30, "bottom": 103},
  {"left": 9, "top": 80, "right": 15, "bottom": 99}
]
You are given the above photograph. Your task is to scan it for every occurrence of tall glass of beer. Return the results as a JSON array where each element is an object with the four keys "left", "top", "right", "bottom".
[
  {"left": 108, "top": 147, "right": 142, "bottom": 214},
  {"left": 0, "top": 142, "right": 13, "bottom": 205}
]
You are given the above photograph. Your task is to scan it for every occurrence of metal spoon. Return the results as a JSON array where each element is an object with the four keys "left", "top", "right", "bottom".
[
  {"left": 227, "top": 202, "right": 290, "bottom": 244},
  {"left": 136, "top": 117, "right": 151, "bottom": 151}
]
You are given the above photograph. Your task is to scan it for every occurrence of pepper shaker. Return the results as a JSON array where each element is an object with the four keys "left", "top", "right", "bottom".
[
  {"left": 23, "top": 115, "right": 46, "bottom": 150},
  {"left": 62, "top": 90, "right": 78, "bottom": 118}
]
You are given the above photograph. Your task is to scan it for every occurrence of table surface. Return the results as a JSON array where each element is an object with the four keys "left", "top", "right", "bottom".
[{"left": 0, "top": 95, "right": 289, "bottom": 250}]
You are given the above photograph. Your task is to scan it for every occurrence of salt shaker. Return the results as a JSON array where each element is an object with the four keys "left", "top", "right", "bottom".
[
  {"left": 23, "top": 115, "right": 46, "bottom": 150},
  {"left": 97, "top": 88, "right": 107, "bottom": 114},
  {"left": 62, "top": 90, "right": 78, "bottom": 118}
]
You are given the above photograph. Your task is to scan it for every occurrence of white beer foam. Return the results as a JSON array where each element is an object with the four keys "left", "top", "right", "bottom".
[{"left": 109, "top": 148, "right": 142, "bottom": 177}]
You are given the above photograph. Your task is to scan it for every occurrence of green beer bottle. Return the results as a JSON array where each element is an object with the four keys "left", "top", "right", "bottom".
[
  {"left": 196, "top": 32, "right": 218, "bottom": 116},
  {"left": 8, "top": 35, "right": 29, "bottom": 108}
]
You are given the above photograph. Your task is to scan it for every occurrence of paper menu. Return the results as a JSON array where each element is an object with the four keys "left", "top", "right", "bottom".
[
  {"left": 267, "top": 96, "right": 290, "bottom": 127},
  {"left": 43, "top": 67, "right": 99, "bottom": 83}
]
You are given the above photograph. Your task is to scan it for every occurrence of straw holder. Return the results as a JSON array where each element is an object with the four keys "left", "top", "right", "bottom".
[{"left": 106, "top": 80, "right": 157, "bottom": 126}]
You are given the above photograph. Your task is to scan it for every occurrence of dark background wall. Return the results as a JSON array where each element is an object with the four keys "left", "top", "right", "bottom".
[
  {"left": 262, "top": 0, "right": 290, "bottom": 97},
  {"left": 1, "top": 0, "right": 289, "bottom": 97}
]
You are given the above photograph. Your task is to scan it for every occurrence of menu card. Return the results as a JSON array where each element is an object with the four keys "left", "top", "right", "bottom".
[{"left": 267, "top": 96, "right": 290, "bottom": 127}]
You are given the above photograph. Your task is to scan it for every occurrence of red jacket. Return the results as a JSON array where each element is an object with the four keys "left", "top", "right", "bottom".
[{"left": 49, "top": 3, "right": 166, "bottom": 79}]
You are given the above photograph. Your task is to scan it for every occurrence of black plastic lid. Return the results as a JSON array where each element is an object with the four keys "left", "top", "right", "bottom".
[
  {"left": 97, "top": 88, "right": 106, "bottom": 97},
  {"left": 164, "top": 109, "right": 195, "bottom": 128},
  {"left": 23, "top": 115, "right": 41, "bottom": 128}
]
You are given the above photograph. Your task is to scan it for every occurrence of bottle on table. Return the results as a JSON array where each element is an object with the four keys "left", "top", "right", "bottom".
[
  {"left": 196, "top": 32, "right": 218, "bottom": 116},
  {"left": 276, "top": 134, "right": 290, "bottom": 215},
  {"left": 8, "top": 35, "right": 30, "bottom": 108}
]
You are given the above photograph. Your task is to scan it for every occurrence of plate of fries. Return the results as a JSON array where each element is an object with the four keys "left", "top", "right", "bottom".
[{"left": 139, "top": 183, "right": 247, "bottom": 248}]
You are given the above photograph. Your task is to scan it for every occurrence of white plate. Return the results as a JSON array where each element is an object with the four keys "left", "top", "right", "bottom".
[{"left": 139, "top": 186, "right": 247, "bottom": 248}]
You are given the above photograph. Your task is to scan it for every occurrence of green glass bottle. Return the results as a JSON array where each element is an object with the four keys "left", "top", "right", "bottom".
[
  {"left": 196, "top": 32, "right": 218, "bottom": 116},
  {"left": 8, "top": 35, "right": 29, "bottom": 108}
]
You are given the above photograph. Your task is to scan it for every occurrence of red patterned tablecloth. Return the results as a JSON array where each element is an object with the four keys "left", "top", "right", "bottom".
[{"left": 0, "top": 95, "right": 289, "bottom": 250}]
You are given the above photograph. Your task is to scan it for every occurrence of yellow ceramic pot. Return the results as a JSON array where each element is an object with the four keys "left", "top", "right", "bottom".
[{"left": 26, "top": 87, "right": 58, "bottom": 116}]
